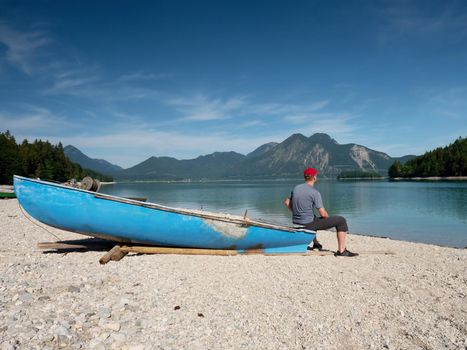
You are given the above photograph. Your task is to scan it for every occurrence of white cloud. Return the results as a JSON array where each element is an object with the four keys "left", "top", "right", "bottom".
[
  {"left": 247, "top": 99, "right": 329, "bottom": 116},
  {"left": 283, "top": 111, "right": 357, "bottom": 138},
  {"left": 379, "top": 2, "right": 467, "bottom": 43},
  {"left": 166, "top": 94, "right": 247, "bottom": 121},
  {"left": 0, "top": 106, "right": 75, "bottom": 134},
  {"left": 118, "top": 71, "right": 167, "bottom": 82},
  {"left": 0, "top": 22, "right": 50, "bottom": 74}
]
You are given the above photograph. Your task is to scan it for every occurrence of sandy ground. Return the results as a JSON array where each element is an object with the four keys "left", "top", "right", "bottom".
[{"left": 0, "top": 199, "right": 466, "bottom": 350}]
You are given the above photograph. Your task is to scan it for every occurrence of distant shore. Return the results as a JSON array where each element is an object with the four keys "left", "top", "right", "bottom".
[
  {"left": 337, "top": 177, "right": 386, "bottom": 181},
  {"left": 391, "top": 176, "right": 467, "bottom": 181}
]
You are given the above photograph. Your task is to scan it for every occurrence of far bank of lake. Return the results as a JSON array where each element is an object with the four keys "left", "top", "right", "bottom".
[{"left": 100, "top": 179, "right": 467, "bottom": 248}]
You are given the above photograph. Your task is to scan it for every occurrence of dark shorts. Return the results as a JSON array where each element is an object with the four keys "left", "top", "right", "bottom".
[{"left": 303, "top": 216, "right": 348, "bottom": 232}]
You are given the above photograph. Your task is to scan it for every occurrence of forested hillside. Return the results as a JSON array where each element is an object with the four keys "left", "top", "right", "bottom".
[
  {"left": 0, "top": 131, "right": 113, "bottom": 185},
  {"left": 388, "top": 137, "right": 466, "bottom": 178}
]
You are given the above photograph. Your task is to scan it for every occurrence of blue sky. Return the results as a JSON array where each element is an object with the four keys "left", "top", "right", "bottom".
[{"left": 1, "top": 0, "right": 466, "bottom": 167}]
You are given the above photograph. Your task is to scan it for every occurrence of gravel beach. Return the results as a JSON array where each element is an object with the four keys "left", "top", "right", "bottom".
[{"left": 1, "top": 199, "right": 466, "bottom": 350}]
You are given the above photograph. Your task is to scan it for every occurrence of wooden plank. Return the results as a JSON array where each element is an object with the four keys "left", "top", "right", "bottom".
[
  {"left": 119, "top": 246, "right": 341, "bottom": 256},
  {"left": 37, "top": 242, "right": 89, "bottom": 249},
  {"left": 120, "top": 246, "right": 240, "bottom": 256},
  {"left": 99, "top": 245, "right": 128, "bottom": 264}
]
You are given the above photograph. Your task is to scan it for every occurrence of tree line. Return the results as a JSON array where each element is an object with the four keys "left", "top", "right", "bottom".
[
  {"left": 0, "top": 131, "right": 113, "bottom": 185},
  {"left": 388, "top": 137, "right": 467, "bottom": 178}
]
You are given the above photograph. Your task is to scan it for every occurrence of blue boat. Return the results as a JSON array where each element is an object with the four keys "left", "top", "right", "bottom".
[{"left": 14, "top": 176, "right": 316, "bottom": 253}]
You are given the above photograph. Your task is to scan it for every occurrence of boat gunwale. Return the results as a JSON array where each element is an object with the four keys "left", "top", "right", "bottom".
[{"left": 13, "top": 175, "right": 315, "bottom": 235}]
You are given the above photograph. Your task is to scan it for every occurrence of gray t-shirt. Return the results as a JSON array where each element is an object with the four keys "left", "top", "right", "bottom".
[{"left": 290, "top": 183, "right": 323, "bottom": 224}]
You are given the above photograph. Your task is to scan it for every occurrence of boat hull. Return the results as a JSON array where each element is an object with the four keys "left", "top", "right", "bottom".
[{"left": 14, "top": 176, "right": 315, "bottom": 253}]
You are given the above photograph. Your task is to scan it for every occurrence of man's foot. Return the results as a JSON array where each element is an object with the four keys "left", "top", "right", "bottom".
[
  {"left": 313, "top": 241, "right": 323, "bottom": 250},
  {"left": 307, "top": 241, "right": 323, "bottom": 251},
  {"left": 334, "top": 249, "right": 358, "bottom": 257}
]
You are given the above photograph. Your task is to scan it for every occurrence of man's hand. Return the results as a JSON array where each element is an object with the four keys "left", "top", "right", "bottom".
[
  {"left": 318, "top": 207, "right": 329, "bottom": 218},
  {"left": 283, "top": 198, "right": 292, "bottom": 211}
]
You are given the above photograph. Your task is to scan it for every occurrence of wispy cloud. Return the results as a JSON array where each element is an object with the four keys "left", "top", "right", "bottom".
[
  {"left": 0, "top": 105, "right": 75, "bottom": 134},
  {"left": 379, "top": 1, "right": 467, "bottom": 43},
  {"left": 0, "top": 22, "right": 51, "bottom": 74},
  {"left": 118, "top": 71, "right": 167, "bottom": 82},
  {"left": 247, "top": 99, "right": 329, "bottom": 116},
  {"left": 166, "top": 94, "right": 247, "bottom": 121},
  {"left": 417, "top": 86, "right": 467, "bottom": 120},
  {"left": 45, "top": 72, "right": 160, "bottom": 101}
]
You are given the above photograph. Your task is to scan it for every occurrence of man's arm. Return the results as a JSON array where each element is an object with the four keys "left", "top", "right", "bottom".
[
  {"left": 283, "top": 197, "right": 292, "bottom": 211},
  {"left": 318, "top": 207, "right": 329, "bottom": 218}
]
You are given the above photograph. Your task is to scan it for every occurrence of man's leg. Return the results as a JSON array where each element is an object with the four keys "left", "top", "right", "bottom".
[
  {"left": 337, "top": 231, "right": 346, "bottom": 253},
  {"left": 306, "top": 216, "right": 349, "bottom": 251}
]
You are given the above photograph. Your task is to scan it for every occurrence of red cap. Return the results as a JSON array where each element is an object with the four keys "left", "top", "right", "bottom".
[{"left": 303, "top": 167, "right": 318, "bottom": 177}]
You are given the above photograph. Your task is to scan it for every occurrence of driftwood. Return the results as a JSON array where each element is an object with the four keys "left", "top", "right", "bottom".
[{"left": 99, "top": 245, "right": 128, "bottom": 264}]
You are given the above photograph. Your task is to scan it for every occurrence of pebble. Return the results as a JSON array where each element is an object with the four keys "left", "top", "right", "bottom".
[
  {"left": 111, "top": 333, "right": 126, "bottom": 342},
  {"left": 67, "top": 285, "right": 81, "bottom": 293},
  {"left": 104, "top": 323, "right": 121, "bottom": 332},
  {"left": 99, "top": 308, "right": 112, "bottom": 319},
  {"left": 54, "top": 326, "right": 70, "bottom": 337},
  {"left": 89, "top": 340, "right": 106, "bottom": 350}
]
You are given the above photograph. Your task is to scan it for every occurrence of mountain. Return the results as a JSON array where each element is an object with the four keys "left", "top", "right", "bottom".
[
  {"left": 117, "top": 151, "right": 246, "bottom": 180},
  {"left": 236, "top": 133, "right": 397, "bottom": 178},
  {"left": 64, "top": 145, "right": 123, "bottom": 176},
  {"left": 247, "top": 142, "right": 279, "bottom": 158},
  {"left": 393, "top": 154, "right": 417, "bottom": 164}
]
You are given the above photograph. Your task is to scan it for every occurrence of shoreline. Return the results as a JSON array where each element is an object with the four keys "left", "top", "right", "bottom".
[
  {"left": 1, "top": 199, "right": 466, "bottom": 349},
  {"left": 392, "top": 176, "right": 467, "bottom": 181}
]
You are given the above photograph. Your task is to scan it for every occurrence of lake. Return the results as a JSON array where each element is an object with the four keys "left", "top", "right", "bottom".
[{"left": 100, "top": 180, "right": 467, "bottom": 248}]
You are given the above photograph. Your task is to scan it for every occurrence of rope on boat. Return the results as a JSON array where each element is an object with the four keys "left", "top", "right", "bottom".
[{"left": 18, "top": 202, "right": 62, "bottom": 241}]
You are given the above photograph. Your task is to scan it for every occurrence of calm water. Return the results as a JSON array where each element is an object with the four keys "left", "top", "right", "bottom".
[{"left": 100, "top": 180, "right": 467, "bottom": 248}]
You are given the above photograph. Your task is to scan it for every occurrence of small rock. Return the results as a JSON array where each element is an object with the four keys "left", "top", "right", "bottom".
[
  {"left": 67, "top": 286, "right": 81, "bottom": 293},
  {"left": 42, "top": 334, "right": 54, "bottom": 342},
  {"left": 97, "top": 333, "right": 110, "bottom": 341},
  {"left": 1, "top": 341, "right": 15, "bottom": 350},
  {"left": 128, "top": 345, "right": 144, "bottom": 350},
  {"left": 89, "top": 340, "right": 106, "bottom": 350},
  {"left": 61, "top": 321, "right": 71, "bottom": 329},
  {"left": 20, "top": 292, "right": 33, "bottom": 303},
  {"left": 105, "top": 323, "right": 121, "bottom": 332},
  {"left": 111, "top": 333, "right": 126, "bottom": 342},
  {"left": 58, "top": 334, "right": 70, "bottom": 345},
  {"left": 99, "top": 308, "right": 111, "bottom": 319},
  {"left": 54, "top": 325, "right": 70, "bottom": 337},
  {"left": 118, "top": 298, "right": 130, "bottom": 308}
]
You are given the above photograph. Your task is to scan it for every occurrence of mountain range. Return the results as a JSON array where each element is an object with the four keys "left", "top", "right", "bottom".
[
  {"left": 64, "top": 145, "right": 123, "bottom": 175},
  {"left": 64, "top": 133, "right": 415, "bottom": 180}
]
